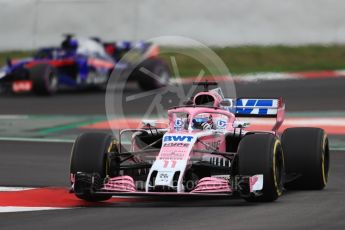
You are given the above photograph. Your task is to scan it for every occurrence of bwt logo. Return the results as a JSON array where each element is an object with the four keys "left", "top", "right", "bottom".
[{"left": 164, "top": 135, "right": 194, "bottom": 142}]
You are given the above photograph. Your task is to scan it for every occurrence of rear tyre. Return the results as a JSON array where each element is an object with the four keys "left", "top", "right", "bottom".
[
  {"left": 281, "top": 127, "right": 329, "bottom": 190},
  {"left": 70, "top": 132, "right": 114, "bottom": 202},
  {"left": 135, "top": 58, "right": 171, "bottom": 90},
  {"left": 238, "top": 133, "right": 284, "bottom": 202},
  {"left": 29, "top": 64, "right": 58, "bottom": 95}
]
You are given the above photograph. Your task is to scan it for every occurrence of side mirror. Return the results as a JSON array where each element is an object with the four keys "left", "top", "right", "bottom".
[
  {"left": 233, "top": 120, "right": 250, "bottom": 128},
  {"left": 141, "top": 119, "right": 156, "bottom": 127},
  {"left": 219, "top": 99, "right": 232, "bottom": 107},
  {"left": 142, "top": 119, "right": 168, "bottom": 129},
  {"left": 220, "top": 99, "right": 233, "bottom": 107}
]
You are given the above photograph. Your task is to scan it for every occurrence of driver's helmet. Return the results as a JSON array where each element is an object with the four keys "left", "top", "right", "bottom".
[
  {"left": 61, "top": 37, "right": 78, "bottom": 52},
  {"left": 192, "top": 115, "right": 213, "bottom": 130},
  {"left": 117, "top": 41, "right": 131, "bottom": 51},
  {"left": 69, "top": 40, "right": 78, "bottom": 50}
]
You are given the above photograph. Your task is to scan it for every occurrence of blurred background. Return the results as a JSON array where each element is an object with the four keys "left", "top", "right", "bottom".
[
  {"left": 1, "top": 0, "right": 345, "bottom": 48},
  {"left": 1, "top": 0, "right": 345, "bottom": 75}
]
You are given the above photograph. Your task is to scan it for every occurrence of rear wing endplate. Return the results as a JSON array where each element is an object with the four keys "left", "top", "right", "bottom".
[{"left": 223, "top": 98, "right": 285, "bottom": 132}]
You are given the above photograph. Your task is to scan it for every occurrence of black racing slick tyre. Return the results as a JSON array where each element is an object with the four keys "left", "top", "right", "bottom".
[
  {"left": 238, "top": 133, "right": 284, "bottom": 202},
  {"left": 281, "top": 127, "right": 329, "bottom": 190},
  {"left": 29, "top": 64, "right": 58, "bottom": 95},
  {"left": 70, "top": 132, "right": 114, "bottom": 202},
  {"left": 135, "top": 58, "right": 171, "bottom": 90}
]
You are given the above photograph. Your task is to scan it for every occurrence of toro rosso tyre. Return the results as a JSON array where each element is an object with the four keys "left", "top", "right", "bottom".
[
  {"left": 29, "top": 64, "right": 58, "bottom": 95},
  {"left": 238, "top": 133, "right": 284, "bottom": 202},
  {"left": 135, "top": 58, "right": 171, "bottom": 90},
  {"left": 70, "top": 132, "right": 114, "bottom": 202},
  {"left": 281, "top": 127, "right": 329, "bottom": 190}
]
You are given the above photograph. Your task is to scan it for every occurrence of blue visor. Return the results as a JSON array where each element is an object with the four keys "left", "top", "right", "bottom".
[{"left": 194, "top": 117, "right": 208, "bottom": 123}]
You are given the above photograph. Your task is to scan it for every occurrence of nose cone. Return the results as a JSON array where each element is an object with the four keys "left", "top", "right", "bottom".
[{"left": 154, "top": 171, "right": 178, "bottom": 191}]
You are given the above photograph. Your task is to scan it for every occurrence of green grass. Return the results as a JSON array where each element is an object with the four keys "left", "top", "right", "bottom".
[
  {"left": 0, "top": 51, "right": 32, "bottom": 66},
  {"left": 2, "top": 45, "right": 345, "bottom": 76},
  {"left": 159, "top": 45, "right": 345, "bottom": 76}
]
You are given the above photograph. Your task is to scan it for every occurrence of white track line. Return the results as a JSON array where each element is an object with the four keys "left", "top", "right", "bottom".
[
  {"left": 0, "top": 187, "right": 34, "bottom": 192},
  {"left": 0, "top": 115, "right": 29, "bottom": 119},
  {"left": 171, "top": 70, "right": 345, "bottom": 84},
  {"left": 0, "top": 137, "right": 74, "bottom": 143},
  {"left": 237, "top": 72, "right": 297, "bottom": 82},
  {"left": 0, "top": 207, "right": 67, "bottom": 213}
]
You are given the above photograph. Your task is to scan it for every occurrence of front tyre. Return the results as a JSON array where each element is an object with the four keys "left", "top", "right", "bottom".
[
  {"left": 70, "top": 132, "right": 114, "bottom": 202},
  {"left": 238, "top": 133, "right": 284, "bottom": 202}
]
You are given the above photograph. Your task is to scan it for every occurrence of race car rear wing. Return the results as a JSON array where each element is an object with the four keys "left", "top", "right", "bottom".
[{"left": 221, "top": 98, "right": 285, "bottom": 132}]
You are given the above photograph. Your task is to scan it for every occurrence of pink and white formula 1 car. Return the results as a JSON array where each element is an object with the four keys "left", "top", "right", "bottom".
[{"left": 70, "top": 82, "right": 330, "bottom": 202}]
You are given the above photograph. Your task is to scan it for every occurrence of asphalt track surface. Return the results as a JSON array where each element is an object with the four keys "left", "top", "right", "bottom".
[
  {"left": 1, "top": 78, "right": 345, "bottom": 229},
  {"left": 0, "top": 78, "right": 345, "bottom": 115}
]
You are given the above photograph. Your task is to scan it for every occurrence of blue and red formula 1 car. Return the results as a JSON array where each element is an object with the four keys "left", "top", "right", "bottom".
[
  {"left": 70, "top": 82, "right": 330, "bottom": 202},
  {"left": 0, "top": 35, "right": 170, "bottom": 95}
]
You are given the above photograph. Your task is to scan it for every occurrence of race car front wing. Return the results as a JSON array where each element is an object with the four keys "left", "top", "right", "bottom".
[{"left": 73, "top": 172, "right": 264, "bottom": 198}]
